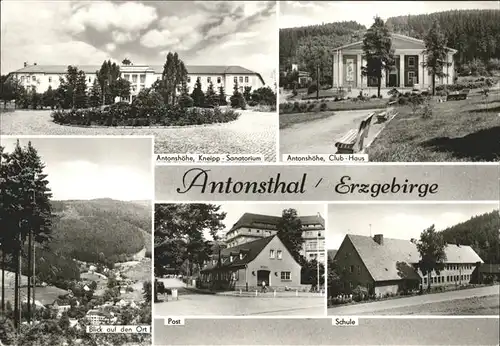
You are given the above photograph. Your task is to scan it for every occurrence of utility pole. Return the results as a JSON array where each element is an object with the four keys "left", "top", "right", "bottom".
[{"left": 316, "top": 65, "right": 320, "bottom": 100}]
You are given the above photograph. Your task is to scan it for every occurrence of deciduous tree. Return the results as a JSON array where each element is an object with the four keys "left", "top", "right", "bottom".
[
  {"left": 276, "top": 208, "right": 303, "bottom": 262},
  {"left": 416, "top": 225, "right": 447, "bottom": 290},
  {"left": 423, "top": 20, "right": 452, "bottom": 96},
  {"left": 362, "top": 16, "right": 395, "bottom": 97}
]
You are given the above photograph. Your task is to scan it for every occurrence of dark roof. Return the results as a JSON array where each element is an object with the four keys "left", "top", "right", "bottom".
[
  {"left": 11, "top": 64, "right": 265, "bottom": 84},
  {"left": 201, "top": 235, "right": 275, "bottom": 272},
  {"left": 229, "top": 213, "right": 324, "bottom": 232},
  {"left": 345, "top": 234, "right": 483, "bottom": 282},
  {"left": 328, "top": 249, "right": 338, "bottom": 261}
]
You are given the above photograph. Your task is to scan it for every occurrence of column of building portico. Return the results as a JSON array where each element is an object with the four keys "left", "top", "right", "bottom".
[
  {"left": 419, "top": 54, "right": 425, "bottom": 89},
  {"left": 333, "top": 52, "right": 338, "bottom": 88},
  {"left": 338, "top": 50, "right": 343, "bottom": 87},
  {"left": 357, "top": 54, "right": 362, "bottom": 89},
  {"left": 399, "top": 54, "right": 405, "bottom": 88}
]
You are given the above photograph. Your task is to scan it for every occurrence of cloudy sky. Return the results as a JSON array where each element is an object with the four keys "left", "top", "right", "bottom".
[
  {"left": 1, "top": 1, "right": 277, "bottom": 85},
  {"left": 280, "top": 1, "right": 500, "bottom": 29},
  {"left": 0, "top": 137, "right": 153, "bottom": 201},
  {"left": 203, "top": 203, "right": 324, "bottom": 240},
  {"left": 327, "top": 204, "right": 498, "bottom": 249}
]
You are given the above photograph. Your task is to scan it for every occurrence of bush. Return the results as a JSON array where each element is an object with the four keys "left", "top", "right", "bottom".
[
  {"left": 307, "top": 103, "right": 315, "bottom": 112},
  {"left": 230, "top": 94, "right": 246, "bottom": 109},
  {"left": 51, "top": 105, "right": 239, "bottom": 127},
  {"left": 178, "top": 94, "right": 194, "bottom": 108},
  {"left": 320, "top": 102, "right": 327, "bottom": 111},
  {"left": 371, "top": 94, "right": 377, "bottom": 99},
  {"left": 299, "top": 103, "right": 307, "bottom": 112},
  {"left": 308, "top": 83, "right": 318, "bottom": 95}
]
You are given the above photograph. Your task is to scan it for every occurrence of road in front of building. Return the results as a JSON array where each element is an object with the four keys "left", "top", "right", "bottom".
[
  {"left": 154, "top": 293, "right": 324, "bottom": 316},
  {"left": 328, "top": 285, "right": 500, "bottom": 315},
  {"left": 0, "top": 109, "right": 277, "bottom": 161},
  {"left": 153, "top": 318, "right": 500, "bottom": 345}
]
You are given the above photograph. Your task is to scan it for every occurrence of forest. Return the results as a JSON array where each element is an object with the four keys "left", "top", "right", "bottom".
[
  {"left": 440, "top": 210, "right": 499, "bottom": 264},
  {"left": 279, "top": 10, "right": 500, "bottom": 78}
]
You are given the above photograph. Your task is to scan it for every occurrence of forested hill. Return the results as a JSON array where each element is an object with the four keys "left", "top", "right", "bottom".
[
  {"left": 440, "top": 210, "right": 499, "bottom": 264},
  {"left": 279, "top": 9, "right": 500, "bottom": 72},
  {"left": 386, "top": 10, "right": 500, "bottom": 64},
  {"left": 49, "top": 198, "right": 151, "bottom": 264},
  {"left": 279, "top": 21, "right": 366, "bottom": 68}
]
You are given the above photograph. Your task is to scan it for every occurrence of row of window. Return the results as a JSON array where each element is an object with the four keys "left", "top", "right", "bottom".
[
  {"left": 423, "top": 274, "right": 471, "bottom": 285},
  {"left": 445, "top": 264, "right": 473, "bottom": 271},
  {"left": 281, "top": 271, "right": 291, "bottom": 281},
  {"left": 305, "top": 240, "right": 325, "bottom": 251},
  {"left": 123, "top": 74, "right": 146, "bottom": 84},
  {"left": 269, "top": 249, "right": 283, "bottom": 260}
]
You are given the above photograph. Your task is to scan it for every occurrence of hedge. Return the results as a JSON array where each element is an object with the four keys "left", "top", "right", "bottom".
[{"left": 51, "top": 102, "right": 240, "bottom": 127}]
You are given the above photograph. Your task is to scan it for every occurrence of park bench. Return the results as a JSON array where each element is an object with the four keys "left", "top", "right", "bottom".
[
  {"left": 335, "top": 112, "right": 375, "bottom": 154},
  {"left": 446, "top": 88, "right": 470, "bottom": 101},
  {"left": 377, "top": 100, "right": 398, "bottom": 123}
]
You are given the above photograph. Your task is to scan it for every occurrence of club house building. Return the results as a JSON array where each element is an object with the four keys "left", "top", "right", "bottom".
[
  {"left": 333, "top": 234, "right": 483, "bottom": 296},
  {"left": 9, "top": 63, "right": 265, "bottom": 102},
  {"left": 332, "top": 33, "right": 457, "bottom": 90}
]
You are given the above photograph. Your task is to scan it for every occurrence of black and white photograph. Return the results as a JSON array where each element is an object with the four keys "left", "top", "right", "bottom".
[
  {"left": 279, "top": 1, "right": 500, "bottom": 161},
  {"left": 0, "top": 1, "right": 278, "bottom": 162},
  {"left": 326, "top": 203, "right": 500, "bottom": 315},
  {"left": 0, "top": 137, "right": 153, "bottom": 346},
  {"left": 154, "top": 203, "right": 325, "bottom": 316}
]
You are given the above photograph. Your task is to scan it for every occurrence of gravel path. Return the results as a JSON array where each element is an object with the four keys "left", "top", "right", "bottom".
[{"left": 1, "top": 109, "right": 277, "bottom": 161}]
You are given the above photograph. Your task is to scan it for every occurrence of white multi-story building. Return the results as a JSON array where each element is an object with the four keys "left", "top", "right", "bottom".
[
  {"left": 8, "top": 63, "right": 266, "bottom": 102},
  {"left": 224, "top": 213, "right": 326, "bottom": 262}
]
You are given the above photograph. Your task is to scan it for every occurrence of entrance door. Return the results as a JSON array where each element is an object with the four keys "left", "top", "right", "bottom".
[{"left": 257, "top": 270, "right": 270, "bottom": 286}]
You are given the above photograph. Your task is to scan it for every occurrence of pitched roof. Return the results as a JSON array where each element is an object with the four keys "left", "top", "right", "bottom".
[
  {"left": 11, "top": 64, "right": 265, "bottom": 83},
  {"left": 229, "top": 212, "right": 324, "bottom": 232},
  {"left": 328, "top": 249, "right": 338, "bottom": 261},
  {"left": 346, "top": 234, "right": 483, "bottom": 282},
  {"left": 201, "top": 235, "right": 275, "bottom": 271},
  {"left": 333, "top": 33, "right": 457, "bottom": 53}
]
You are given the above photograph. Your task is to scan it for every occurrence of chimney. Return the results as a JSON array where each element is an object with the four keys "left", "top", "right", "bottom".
[
  {"left": 373, "top": 234, "right": 384, "bottom": 245},
  {"left": 24, "top": 62, "right": 28, "bottom": 67}
]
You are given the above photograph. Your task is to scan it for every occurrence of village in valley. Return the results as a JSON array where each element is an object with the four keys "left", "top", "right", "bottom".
[{"left": 0, "top": 137, "right": 153, "bottom": 346}]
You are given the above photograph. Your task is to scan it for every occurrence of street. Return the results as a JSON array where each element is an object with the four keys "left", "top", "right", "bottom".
[
  {"left": 154, "top": 294, "right": 324, "bottom": 316},
  {"left": 153, "top": 318, "right": 500, "bottom": 345},
  {"left": 328, "top": 285, "right": 500, "bottom": 315},
  {"left": 155, "top": 277, "right": 324, "bottom": 316}
]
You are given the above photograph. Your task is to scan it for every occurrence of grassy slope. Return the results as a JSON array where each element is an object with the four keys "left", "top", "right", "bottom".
[{"left": 367, "top": 90, "right": 500, "bottom": 162}]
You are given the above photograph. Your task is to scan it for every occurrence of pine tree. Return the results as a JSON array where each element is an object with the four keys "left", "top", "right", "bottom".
[
  {"left": 190, "top": 78, "right": 205, "bottom": 107},
  {"left": 243, "top": 86, "right": 252, "bottom": 102},
  {"left": 89, "top": 79, "right": 102, "bottom": 108},
  {"left": 74, "top": 70, "right": 88, "bottom": 109},
  {"left": 205, "top": 81, "right": 216, "bottom": 106},
  {"left": 230, "top": 80, "right": 245, "bottom": 109},
  {"left": 0, "top": 140, "right": 53, "bottom": 329},
  {"left": 218, "top": 85, "right": 227, "bottom": 106},
  {"left": 423, "top": 20, "right": 452, "bottom": 96},
  {"left": 42, "top": 86, "right": 56, "bottom": 110},
  {"left": 96, "top": 60, "right": 120, "bottom": 105},
  {"left": 362, "top": 16, "right": 395, "bottom": 97}
]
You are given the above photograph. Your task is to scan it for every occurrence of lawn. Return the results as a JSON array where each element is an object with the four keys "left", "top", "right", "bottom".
[
  {"left": 374, "top": 294, "right": 500, "bottom": 315},
  {"left": 280, "top": 98, "right": 387, "bottom": 129},
  {"left": 367, "top": 90, "right": 500, "bottom": 161}
]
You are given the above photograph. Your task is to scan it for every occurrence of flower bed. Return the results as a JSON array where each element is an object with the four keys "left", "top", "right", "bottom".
[{"left": 51, "top": 102, "right": 240, "bottom": 127}]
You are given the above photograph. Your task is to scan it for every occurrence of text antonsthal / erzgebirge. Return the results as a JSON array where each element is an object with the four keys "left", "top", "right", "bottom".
[{"left": 175, "top": 168, "right": 438, "bottom": 198}]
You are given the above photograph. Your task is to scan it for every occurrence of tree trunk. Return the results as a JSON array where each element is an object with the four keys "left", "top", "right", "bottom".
[
  {"left": 432, "top": 73, "right": 436, "bottom": 96},
  {"left": 377, "top": 76, "right": 381, "bottom": 98},
  {"left": 1, "top": 248, "right": 5, "bottom": 312},
  {"left": 27, "top": 230, "right": 32, "bottom": 323},
  {"left": 14, "top": 238, "right": 20, "bottom": 329}
]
